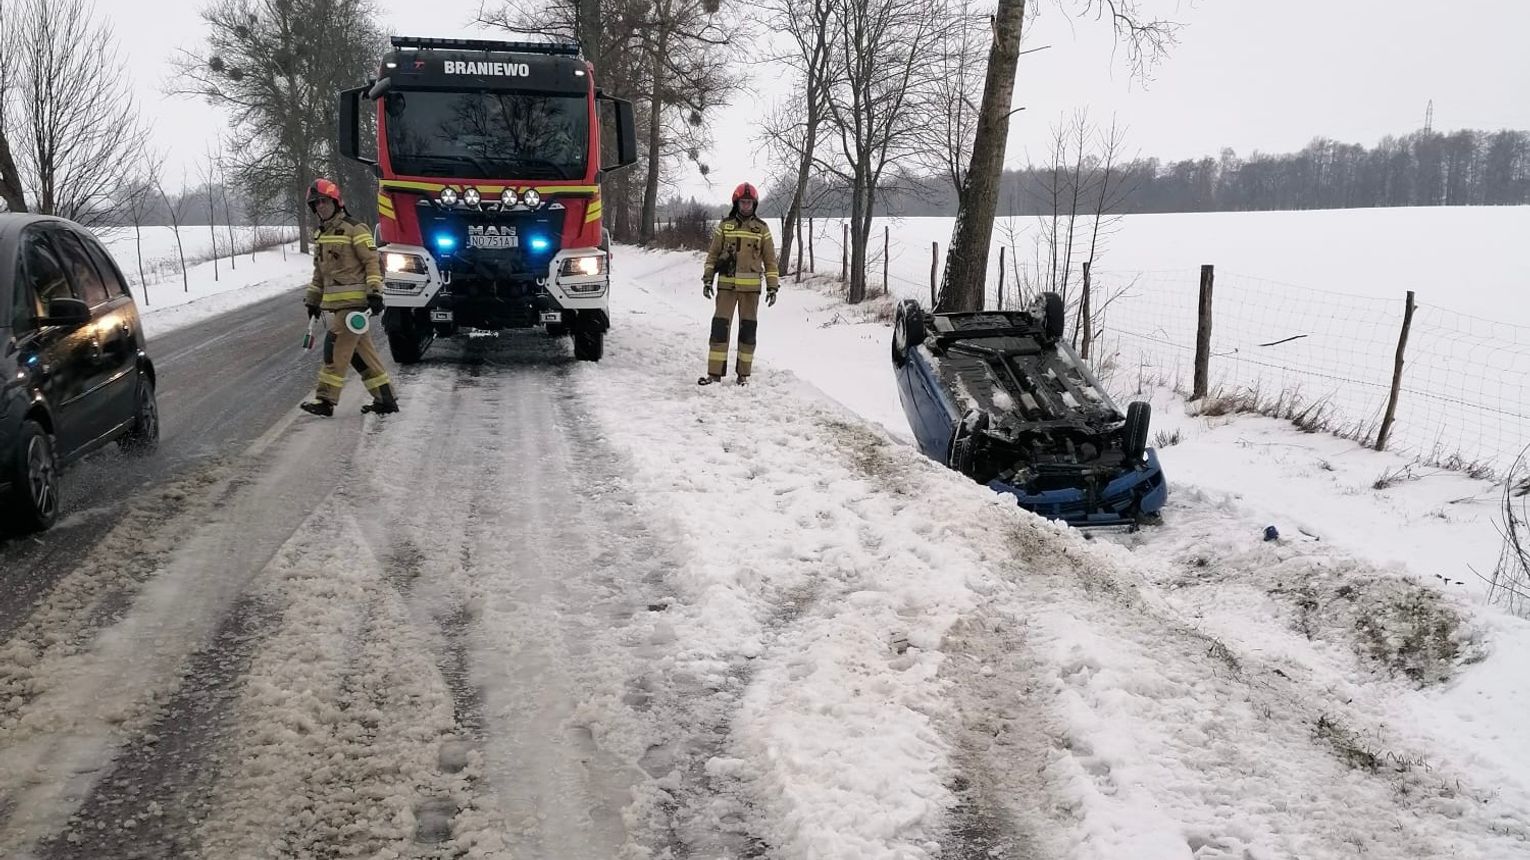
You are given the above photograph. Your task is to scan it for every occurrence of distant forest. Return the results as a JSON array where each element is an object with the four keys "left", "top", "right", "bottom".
[{"left": 739, "top": 129, "right": 1530, "bottom": 219}]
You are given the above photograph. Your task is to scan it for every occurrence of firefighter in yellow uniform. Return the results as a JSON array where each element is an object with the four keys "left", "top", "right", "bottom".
[
  {"left": 700, "top": 182, "right": 779, "bottom": 385},
  {"left": 299, "top": 178, "right": 400, "bottom": 417}
]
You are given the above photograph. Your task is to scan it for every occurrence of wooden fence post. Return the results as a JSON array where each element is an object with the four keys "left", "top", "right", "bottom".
[
  {"left": 841, "top": 222, "right": 848, "bottom": 283},
  {"left": 930, "top": 241, "right": 938, "bottom": 307},
  {"left": 1376, "top": 290, "right": 1417, "bottom": 452},
  {"left": 1192, "top": 264, "right": 1215, "bottom": 400},
  {"left": 997, "top": 246, "right": 1006, "bottom": 311},
  {"left": 1080, "top": 261, "right": 1093, "bottom": 359},
  {"left": 883, "top": 225, "right": 889, "bottom": 298},
  {"left": 808, "top": 217, "right": 814, "bottom": 273}
]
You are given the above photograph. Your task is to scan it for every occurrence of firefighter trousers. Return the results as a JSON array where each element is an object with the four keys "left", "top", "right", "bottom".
[
  {"left": 316, "top": 313, "right": 397, "bottom": 405},
  {"left": 708, "top": 289, "right": 760, "bottom": 379}
]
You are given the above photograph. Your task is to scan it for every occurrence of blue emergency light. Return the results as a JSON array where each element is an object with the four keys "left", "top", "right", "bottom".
[
  {"left": 528, "top": 235, "right": 551, "bottom": 252},
  {"left": 435, "top": 233, "right": 457, "bottom": 251}
]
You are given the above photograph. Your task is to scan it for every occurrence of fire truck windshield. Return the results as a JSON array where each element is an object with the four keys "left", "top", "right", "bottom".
[{"left": 384, "top": 90, "right": 588, "bottom": 180}]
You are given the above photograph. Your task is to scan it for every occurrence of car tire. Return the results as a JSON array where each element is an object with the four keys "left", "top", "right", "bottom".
[
  {"left": 4, "top": 420, "right": 60, "bottom": 533},
  {"left": 1042, "top": 292, "right": 1065, "bottom": 342},
  {"left": 120, "top": 375, "right": 159, "bottom": 454},
  {"left": 892, "top": 299, "right": 925, "bottom": 367},
  {"left": 1123, "top": 401, "right": 1151, "bottom": 463},
  {"left": 547, "top": 323, "right": 568, "bottom": 338}
]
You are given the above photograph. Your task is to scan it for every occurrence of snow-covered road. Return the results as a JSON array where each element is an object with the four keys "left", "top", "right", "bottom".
[{"left": 1, "top": 252, "right": 1527, "bottom": 858}]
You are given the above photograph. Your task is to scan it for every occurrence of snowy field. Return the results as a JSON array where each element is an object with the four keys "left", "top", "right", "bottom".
[
  {"left": 783, "top": 207, "right": 1530, "bottom": 474},
  {"left": 87, "top": 226, "right": 309, "bottom": 338}
]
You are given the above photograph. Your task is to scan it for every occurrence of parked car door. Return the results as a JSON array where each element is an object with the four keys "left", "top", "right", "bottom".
[
  {"left": 16, "top": 228, "right": 101, "bottom": 457},
  {"left": 52, "top": 228, "right": 140, "bottom": 433}
]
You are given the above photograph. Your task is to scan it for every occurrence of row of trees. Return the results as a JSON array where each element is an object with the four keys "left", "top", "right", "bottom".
[{"left": 755, "top": 128, "right": 1530, "bottom": 219}]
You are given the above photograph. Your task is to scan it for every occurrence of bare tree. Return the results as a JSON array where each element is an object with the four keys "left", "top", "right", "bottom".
[
  {"left": 820, "top": 0, "right": 947, "bottom": 303},
  {"left": 122, "top": 150, "right": 164, "bottom": 305},
  {"left": 939, "top": 0, "right": 1176, "bottom": 312},
  {"left": 156, "top": 172, "right": 191, "bottom": 294},
  {"left": 217, "top": 142, "right": 238, "bottom": 270},
  {"left": 762, "top": 0, "right": 835, "bottom": 274},
  {"left": 0, "top": 0, "right": 28, "bottom": 213},
  {"left": 6, "top": 0, "right": 146, "bottom": 227},
  {"left": 172, "top": 0, "right": 385, "bottom": 254},
  {"left": 911, "top": 0, "right": 988, "bottom": 197},
  {"left": 200, "top": 145, "right": 221, "bottom": 283}
]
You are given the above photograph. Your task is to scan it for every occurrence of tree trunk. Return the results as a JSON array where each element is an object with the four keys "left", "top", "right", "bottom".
[
  {"left": 639, "top": 31, "right": 669, "bottom": 245},
  {"left": 0, "top": 131, "right": 26, "bottom": 212},
  {"left": 293, "top": 168, "right": 310, "bottom": 254},
  {"left": 133, "top": 221, "right": 148, "bottom": 306},
  {"left": 937, "top": 0, "right": 1026, "bottom": 312},
  {"left": 848, "top": 172, "right": 867, "bottom": 303},
  {"left": 778, "top": 78, "right": 821, "bottom": 276},
  {"left": 576, "top": 0, "right": 602, "bottom": 60}
]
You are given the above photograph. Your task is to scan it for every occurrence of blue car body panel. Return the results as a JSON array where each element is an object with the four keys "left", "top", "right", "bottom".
[{"left": 893, "top": 312, "right": 1168, "bottom": 527}]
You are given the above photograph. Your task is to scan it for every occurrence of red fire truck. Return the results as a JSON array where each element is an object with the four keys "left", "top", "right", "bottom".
[{"left": 338, "top": 36, "right": 637, "bottom": 363}]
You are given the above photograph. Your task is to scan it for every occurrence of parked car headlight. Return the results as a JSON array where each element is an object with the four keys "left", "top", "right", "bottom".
[{"left": 560, "top": 254, "right": 605, "bottom": 277}]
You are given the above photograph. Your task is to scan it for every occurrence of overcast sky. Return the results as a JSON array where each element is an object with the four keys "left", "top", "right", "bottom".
[{"left": 100, "top": 0, "right": 1530, "bottom": 203}]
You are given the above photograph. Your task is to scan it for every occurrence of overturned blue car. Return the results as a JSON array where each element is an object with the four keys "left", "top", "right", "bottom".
[{"left": 891, "top": 294, "right": 1167, "bottom": 527}]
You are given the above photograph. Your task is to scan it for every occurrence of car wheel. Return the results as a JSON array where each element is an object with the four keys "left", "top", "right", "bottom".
[
  {"left": 120, "top": 375, "right": 159, "bottom": 454},
  {"left": 1123, "top": 401, "right": 1151, "bottom": 463},
  {"left": 892, "top": 299, "right": 925, "bottom": 367},
  {"left": 1041, "top": 292, "right": 1065, "bottom": 342},
  {"left": 5, "top": 420, "right": 60, "bottom": 532},
  {"left": 547, "top": 323, "right": 568, "bottom": 338}
]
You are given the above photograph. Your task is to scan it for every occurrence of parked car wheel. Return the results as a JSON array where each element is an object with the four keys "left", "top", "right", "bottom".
[
  {"left": 892, "top": 299, "right": 925, "bottom": 367},
  {"left": 120, "top": 375, "right": 159, "bottom": 454},
  {"left": 1123, "top": 401, "right": 1152, "bottom": 463},
  {"left": 5, "top": 420, "right": 60, "bottom": 533},
  {"left": 1041, "top": 292, "right": 1065, "bottom": 342}
]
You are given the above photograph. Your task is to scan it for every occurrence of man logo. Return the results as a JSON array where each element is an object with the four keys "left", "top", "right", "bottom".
[{"left": 444, "top": 61, "right": 531, "bottom": 77}]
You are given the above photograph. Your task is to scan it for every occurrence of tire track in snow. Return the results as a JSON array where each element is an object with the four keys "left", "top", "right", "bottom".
[{"left": 0, "top": 414, "right": 354, "bottom": 854}]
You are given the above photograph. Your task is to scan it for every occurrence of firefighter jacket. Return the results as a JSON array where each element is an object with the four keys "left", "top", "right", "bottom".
[
  {"left": 305, "top": 214, "right": 383, "bottom": 312},
  {"left": 703, "top": 214, "right": 779, "bottom": 293}
]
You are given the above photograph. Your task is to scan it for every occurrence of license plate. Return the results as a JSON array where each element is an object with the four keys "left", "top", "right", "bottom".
[
  {"left": 430, "top": 310, "right": 454, "bottom": 323},
  {"left": 540, "top": 311, "right": 563, "bottom": 324},
  {"left": 467, "top": 234, "right": 518, "bottom": 250}
]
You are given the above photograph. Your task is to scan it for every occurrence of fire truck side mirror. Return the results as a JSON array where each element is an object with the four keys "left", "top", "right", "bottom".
[
  {"left": 598, "top": 94, "right": 639, "bottom": 174},
  {"left": 337, "top": 86, "right": 379, "bottom": 175}
]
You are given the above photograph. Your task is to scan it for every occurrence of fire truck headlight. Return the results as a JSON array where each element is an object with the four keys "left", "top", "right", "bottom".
[
  {"left": 522, "top": 189, "right": 542, "bottom": 208},
  {"left": 462, "top": 187, "right": 481, "bottom": 207},
  {"left": 385, "top": 253, "right": 427, "bottom": 274},
  {"left": 501, "top": 188, "right": 517, "bottom": 207},
  {"left": 439, "top": 187, "right": 460, "bottom": 207},
  {"left": 560, "top": 254, "right": 605, "bottom": 277}
]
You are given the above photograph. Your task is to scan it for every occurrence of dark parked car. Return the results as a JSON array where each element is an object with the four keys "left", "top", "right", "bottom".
[
  {"left": 891, "top": 294, "right": 1166, "bottom": 527},
  {"left": 1, "top": 214, "right": 158, "bottom": 532}
]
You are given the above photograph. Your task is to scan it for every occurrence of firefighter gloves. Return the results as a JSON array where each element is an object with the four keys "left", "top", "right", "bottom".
[{"left": 367, "top": 294, "right": 385, "bottom": 316}]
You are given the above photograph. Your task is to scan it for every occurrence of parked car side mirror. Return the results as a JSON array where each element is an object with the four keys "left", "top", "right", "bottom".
[{"left": 39, "top": 297, "right": 91, "bottom": 327}]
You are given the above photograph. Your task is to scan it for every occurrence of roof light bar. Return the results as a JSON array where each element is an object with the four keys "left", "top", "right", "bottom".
[{"left": 389, "top": 35, "right": 582, "bottom": 56}]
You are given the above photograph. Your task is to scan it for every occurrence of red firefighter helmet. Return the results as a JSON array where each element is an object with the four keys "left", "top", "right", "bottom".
[
  {"left": 306, "top": 178, "right": 343, "bottom": 210},
  {"left": 731, "top": 182, "right": 759, "bottom": 205}
]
